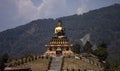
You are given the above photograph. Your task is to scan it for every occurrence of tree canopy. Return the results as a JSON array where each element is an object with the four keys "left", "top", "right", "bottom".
[
  {"left": 94, "top": 42, "right": 108, "bottom": 61},
  {"left": 72, "top": 43, "right": 81, "bottom": 54}
]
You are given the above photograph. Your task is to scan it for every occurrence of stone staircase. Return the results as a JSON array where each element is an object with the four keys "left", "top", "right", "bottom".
[{"left": 49, "top": 57, "right": 63, "bottom": 71}]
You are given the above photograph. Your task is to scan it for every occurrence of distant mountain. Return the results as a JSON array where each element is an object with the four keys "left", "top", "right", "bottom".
[{"left": 0, "top": 4, "right": 120, "bottom": 61}]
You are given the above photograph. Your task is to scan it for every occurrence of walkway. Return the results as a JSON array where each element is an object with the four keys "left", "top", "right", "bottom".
[{"left": 49, "top": 57, "right": 63, "bottom": 71}]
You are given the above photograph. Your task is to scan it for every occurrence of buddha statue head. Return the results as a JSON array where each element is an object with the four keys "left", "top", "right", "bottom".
[{"left": 57, "top": 20, "right": 62, "bottom": 27}]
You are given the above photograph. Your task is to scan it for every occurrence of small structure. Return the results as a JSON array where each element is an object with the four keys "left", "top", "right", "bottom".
[{"left": 44, "top": 20, "right": 74, "bottom": 57}]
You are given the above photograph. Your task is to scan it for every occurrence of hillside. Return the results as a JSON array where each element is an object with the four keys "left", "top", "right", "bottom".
[
  {"left": 6, "top": 57, "right": 50, "bottom": 71},
  {"left": 63, "top": 58, "right": 103, "bottom": 71},
  {"left": 5, "top": 57, "right": 103, "bottom": 71},
  {"left": 0, "top": 4, "right": 120, "bottom": 61}
]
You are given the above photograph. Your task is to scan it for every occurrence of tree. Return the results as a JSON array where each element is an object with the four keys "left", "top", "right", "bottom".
[
  {"left": 98, "top": 41, "right": 107, "bottom": 48},
  {"left": 2, "top": 53, "right": 9, "bottom": 63},
  {"left": 0, "top": 53, "right": 9, "bottom": 71},
  {"left": 83, "top": 41, "right": 92, "bottom": 53},
  {"left": 72, "top": 43, "right": 81, "bottom": 54},
  {"left": 94, "top": 47, "right": 108, "bottom": 61},
  {"left": 0, "top": 57, "right": 5, "bottom": 71},
  {"left": 94, "top": 42, "right": 108, "bottom": 61}
]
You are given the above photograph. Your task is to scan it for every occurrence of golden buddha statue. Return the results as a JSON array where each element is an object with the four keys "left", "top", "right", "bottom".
[{"left": 54, "top": 20, "right": 65, "bottom": 36}]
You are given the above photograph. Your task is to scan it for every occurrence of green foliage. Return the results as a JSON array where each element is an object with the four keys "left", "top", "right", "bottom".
[
  {"left": 94, "top": 42, "right": 108, "bottom": 61},
  {"left": 98, "top": 41, "right": 107, "bottom": 48},
  {"left": 0, "top": 57, "right": 5, "bottom": 71},
  {"left": 83, "top": 41, "right": 92, "bottom": 53},
  {"left": 0, "top": 53, "right": 9, "bottom": 70},
  {"left": 2, "top": 53, "right": 9, "bottom": 63},
  {"left": 94, "top": 47, "right": 108, "bottom": 61},
  {"left": 72, "top": 43, "right": 81, "bottom": 54}
]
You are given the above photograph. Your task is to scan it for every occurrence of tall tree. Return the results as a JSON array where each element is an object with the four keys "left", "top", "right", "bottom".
[
  {"left": 2, "top": 53, "right": 9, "bottom": 63},
  {"left": 94, "top": 42, "right": 108, "bottom": 61},
  {"left": 98, "top": 41, "right": 107, "bottom": 48},
  {"left": 83, "top": 41, "right": 92, "bottom": 53},
  {"left": 0, "top": 57, "right": 5, "bottom": 71},
  {"left": 94, "top": 47, "right": 108, "bottom": 61},
  {"left": 72, "top": 43, "right": 81, "bottom": 54}
]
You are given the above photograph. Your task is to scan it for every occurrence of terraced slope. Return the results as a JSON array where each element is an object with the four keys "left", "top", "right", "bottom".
[{"left": 63, "top": 58, "right": 104, "bottom": 71}]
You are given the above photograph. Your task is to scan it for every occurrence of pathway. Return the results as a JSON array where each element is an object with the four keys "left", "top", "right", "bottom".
[{"left": 48, "top": 57, "right": 63, "bottom": 71}]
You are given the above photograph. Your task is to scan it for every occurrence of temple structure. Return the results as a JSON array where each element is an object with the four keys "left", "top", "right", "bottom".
[{"left": 44, "top": 20, "right": 74, "bottom": 57}]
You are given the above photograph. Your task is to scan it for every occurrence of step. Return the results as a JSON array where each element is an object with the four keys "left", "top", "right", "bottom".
[{"left": 49, "top": 57, "right": 63, "bottom": 71}]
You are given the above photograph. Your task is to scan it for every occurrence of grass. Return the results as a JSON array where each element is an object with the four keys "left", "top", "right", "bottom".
[
  {"left": 63, "top": 58, "right": 104, "bottom": 71},
  {"left": 17, "top": 58, "right": 50, "bottom": 71},
  {"left": 7, "top": 57, "right": 103, "bottom": 71}
]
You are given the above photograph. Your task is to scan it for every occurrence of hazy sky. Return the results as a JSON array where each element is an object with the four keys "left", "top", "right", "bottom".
[{"left": 0, "top": 0, "right": 120, "bottom": 32}]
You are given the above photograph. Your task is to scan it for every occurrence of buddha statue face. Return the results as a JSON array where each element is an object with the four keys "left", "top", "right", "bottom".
[{"left": 57, "top": 21, "right": 62, "bottom": 27}]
